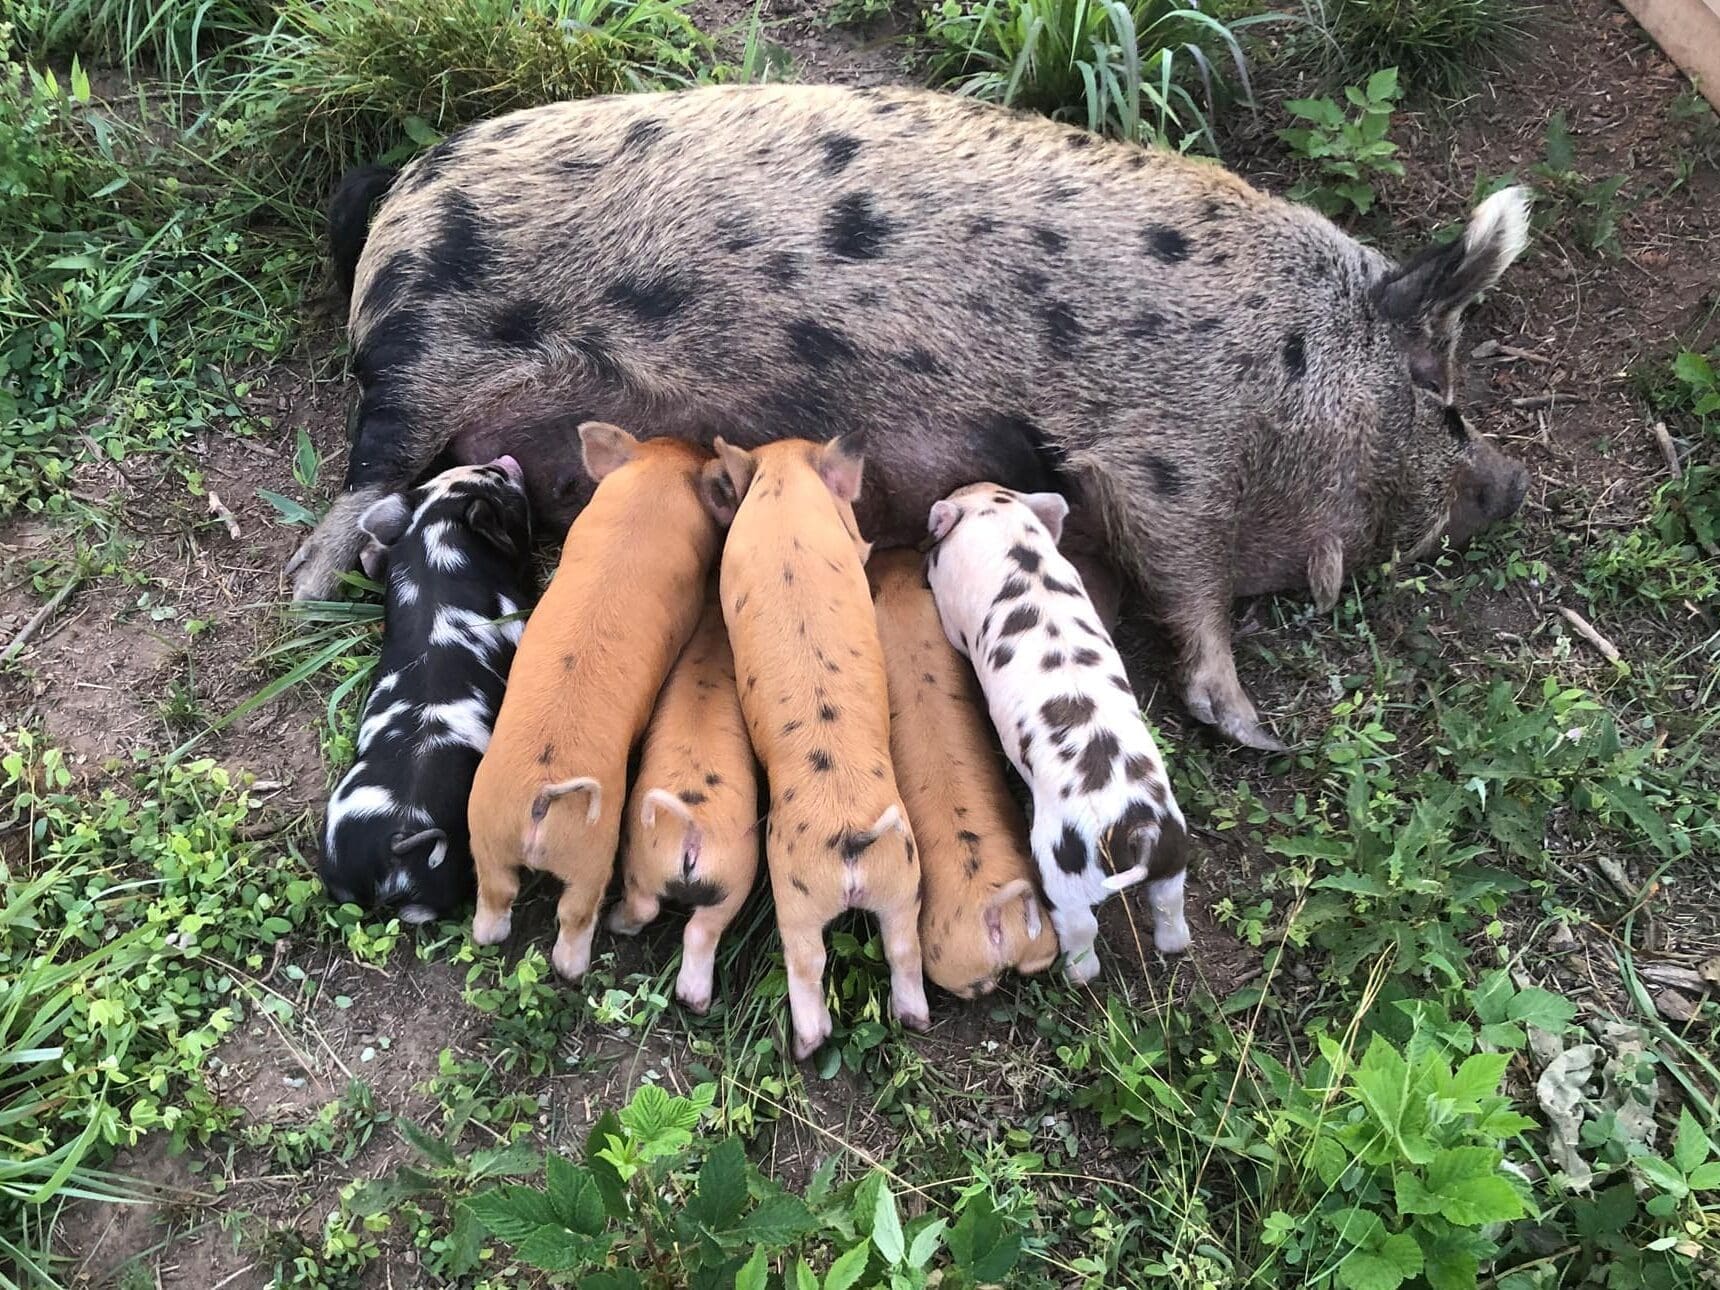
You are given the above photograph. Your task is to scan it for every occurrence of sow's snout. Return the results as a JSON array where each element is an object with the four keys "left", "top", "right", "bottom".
[{"left": 1446, "top": 434, "right": 1530, "bottom": 550}]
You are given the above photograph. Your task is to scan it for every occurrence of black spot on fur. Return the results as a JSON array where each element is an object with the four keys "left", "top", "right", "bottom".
[
  {"left": 571, "top": 328, "right": 624, "bottom": 385},
  {"left": 782, "top": 564, "right": 795, "bottom": 585},
  {"left": 1246, "top": 293, "right": 1266, "bottom": 309},
  {"left": 1017, "top": 269, "right": 1049, "bottom": 296},
  {"left": 1065, "top": 132, "right": 1092, "bottom": 149},
  {"left": 1053, "top": 824, "right": 1088, "bottom": 875},
  {"left": 823, "top": 193, "right": 894, "bottom": 260},
  {"left": 968, "top": 214, "right": 997, "bottom": 238},
  {"left": 425, "top": 194, "right": 487, "bottom": 292},
  {"left": 1042, "top": 300, "right": 1083, "bottom": 357},
  {"left": 782, "top": 719, "right": 803, "bottom": 734},
  {"left": 791, "top": 876, "right": 810, "bottom": 895},
  {"left": 763, "top": 251, "right": 802, "bottom": 285},
  {"left": 663, "top": 876, "right": 725, "bottom": 908},
  {"left": 1145, "top": 455, "right": 1184, "bottom": 496},
  {"left": 818, "top": 703, "right": 838, "bottom": 722},
  {"left": 819, "top": 132, "right": 862, "bottom": 174},
  {"left": 1041, "top": 651, "right": 1064, "bottom": 670},
  {"left": 1124, "top": 309, "right": 1166, "bottom": 341},
  {"left": 678, "top": 789, "right": 707, "bottom": 806},
  {"left": 809, "top": 750, "right": 833, "bottom": 773},
  {"left": 990, "top": 643, "right": 1015, "bottom": 669},
  {"left": 358, "top": 250, "right": 418, "bottom": 324},
  {"left": 1077, "top": 731, "right": 1121, "bottom": 793},
  {"left": 486, "top": 298, "right": 551, "bottom": 351},
  {"left": 999, "top": 605, "right": 1039, "bottom": 637},
  {"left": 1072, "top": 647, "right": 1102, "bottom": 667},
  {"left": 1041, "top": 694, "right": 1096, "bottom": 736},
  {"left": 899, "top": 347, "right": 945, "bottom": 375},
  {"left": 968, "top": 412, "right": 1067, "bottom": 495},
  {"left": 786, "top": 318, "right": 858, "bottom": 367},
  {"left": 995, "top": 575, "right": 1030, "bottom": 601},
  {"left": 605, "top": 271, "right": 698, "bottom": 326},
  {"left": 557, "top": 156, "right": 602, "bottom": 181},
  {"left": 537, "top": 744, "right": 555, "bottom": 766},
  {"left": 1041, "top": 575, "right": 1080, "bottom": 596},
  {"left": 352, "top": 305, "right": 429, "bottom": 385},
  {"left": 1008, "top": 544, "right": 1042, "bottom": 573},
  {"left": 1283, "top": 333, "right": 1307, "bottom": 379},
  {"left": 620, "top": 118, "right": 665, "bottom": 153},
  {"left": 1124, "top": 753, "right": 1156, "bottom": 781},
  {"left": 1032, "top": 225, "right": 1068, "bottom": 253},
  {"left": 704, "top": 771, "right": 722, "bottom": 787},
  {"left": 1192, "top": 317, "right": 1221, "bottom": 335},
  {"left": 1143, "top": 224, "right": 1190, "bottom": 264},
  {"left": 1111, "top": 673, "right": 1133, "bottom": 693}
]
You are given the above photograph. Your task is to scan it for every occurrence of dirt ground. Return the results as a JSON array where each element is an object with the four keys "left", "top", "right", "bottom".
[{"left": 5, "top": 0, "right": 1717, "bottom": 1282}]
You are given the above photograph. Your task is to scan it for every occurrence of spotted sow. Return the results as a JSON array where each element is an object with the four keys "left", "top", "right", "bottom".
[
  {"left": 924, "top": 484, "right": 1190, "bottom": 982},
  {"left": 300, "top": 83, "right": 1534, "bottom": 755},
  {"left": 320, "top": 458, "right": 533, "bottom": 923}
]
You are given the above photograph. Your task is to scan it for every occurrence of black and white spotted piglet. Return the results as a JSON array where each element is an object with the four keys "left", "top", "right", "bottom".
[
  {"left": 319, "top": 458, "right": 534, "bottom": 923},
  {"left": 923, "top": 483, "right": 1190, "bottom": 982}
]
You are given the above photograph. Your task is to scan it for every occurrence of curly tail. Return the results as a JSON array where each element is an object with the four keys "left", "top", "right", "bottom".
[{"left": 327, "top": 163, "right": 400, "bottom": 297}]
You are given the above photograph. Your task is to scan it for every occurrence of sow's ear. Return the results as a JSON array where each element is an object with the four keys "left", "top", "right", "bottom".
[
  {"left": 578, "top": 421, "right": 640, "bottom": 483},
  {"left": 713, "top": 437, "right": 758, "bottom": 502},
  {"left": 697, "top": 457, "right": 740, "bottom": 527},
  {"left": 816, "top": 435, "right": 864, "bottom": 503},
  {"left": 1372, "top": 186, "right": 1531, "bottom": 394},
  {"left": 1018, "top": 491, "right": 1069, "bottom": 545}
]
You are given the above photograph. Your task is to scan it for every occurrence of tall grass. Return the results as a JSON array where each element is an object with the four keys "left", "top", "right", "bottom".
[
  {"left": 12, "top": 0, "right": 275, "bottom": 83},
  {"left": 921, "top": 0, "right": 1271, "bottom": 152},
  {"left": 1312, "top": 0, "right": 1532, "bottom": 98},
  {"left": 223, "top": 0, "right": 711, "bottom": 204}
]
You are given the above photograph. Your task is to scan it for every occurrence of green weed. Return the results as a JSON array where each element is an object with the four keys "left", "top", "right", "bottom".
[
  {"left": 223, "top": 0, "right": 711, "bottom": 207},
  {"left": 13, "top": 0, "right": 274, "bottom": 83},
  {"left": 1279, "top": 66, "right": 1404, "bottom": 218},
  {"left": 0, "top": 728, "right": 325, "bottom": 1281},
  {"left": 921, "top": 0, "right": 1267, "bottom": 153},
  {"left": 1311, "top": 0, "right": 1530, "bottom": 99}
]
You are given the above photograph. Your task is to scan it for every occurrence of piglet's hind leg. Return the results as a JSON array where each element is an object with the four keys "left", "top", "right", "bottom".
[
  {"left": 606, "top": 885, "right": 661, "bottom": 936},
  {"left": 472, "top": 865, "right": 520, "bottom": 946},
  {"left": 1052, "top": 906, "right": 1102, "bottom": 984},
  {"left": 1147, "top": 870, "right": 1191, "bottom": 955},
  {"left": 877, "top": 899, "right": 930, "bottom": 1032},
  {"left": 675, "top": 887, "right": 748, "bottom": 1015},
  {"left": 781, "top": 920, "right": 833, "bottom": 1061},
  {"left": 552, "top": 886, "right": 602, "bottom": 981}
]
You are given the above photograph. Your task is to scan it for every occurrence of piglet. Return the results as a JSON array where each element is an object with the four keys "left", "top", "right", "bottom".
[
  {"left": 715, "top": 436, "right": 928, "bottom": 1060},
  {"left": 869, "top": 549, "right": 1059, "bottom": 998},
  {"left": 320, "top": 458, "right": 533, "bottom": 923},
  {"left": 610, "top": 584, "right": 761, "bottom": 1013},
  {"left": 467, "top": 424, "right": 733, "bottom": 979},
  {"left": 923, "top": 484, "right": 1191, "bottom": 982}
]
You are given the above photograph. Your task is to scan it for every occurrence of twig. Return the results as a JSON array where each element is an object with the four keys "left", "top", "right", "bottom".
[
  {"left": 1, "top": 575, "right": 84, "bottom": 666},
  {"left": 1512, "top": 393, "right": 1587, "bottom": 410},
  {"left": 1498, "top": 344, "right": 1556, "bottom": 366},
  {"left": 1651, "top": 422, "right": 1681, "bottom": 480},
  {"left": 207, "top": 491, "right": 242, "bottom": 540},
  {"left": 1559, "top": 606, "right": 1622, "bottom": 663}
]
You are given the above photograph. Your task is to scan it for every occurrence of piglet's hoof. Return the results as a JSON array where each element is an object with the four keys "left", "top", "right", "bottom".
[
  {"left": 471, "top": 910, "right": 512, "bottom": 946},
  {"left": 893, "top": 1004, "right": 931, "bottom": 1033},
  {"left": 793, "top": 1019, "right": 833, "bottom": 1063}
]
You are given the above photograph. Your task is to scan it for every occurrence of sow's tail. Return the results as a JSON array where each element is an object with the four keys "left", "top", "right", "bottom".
[{"left": 327, "top": 162, "right": 400, "bottom": 297}]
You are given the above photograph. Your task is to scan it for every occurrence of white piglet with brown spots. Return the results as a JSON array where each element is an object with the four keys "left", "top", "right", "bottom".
[{"left": 923, "top": 483, "right": 1191, "bottom": 982}]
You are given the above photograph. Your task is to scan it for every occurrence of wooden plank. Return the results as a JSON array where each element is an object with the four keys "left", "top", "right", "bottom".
[{"left": 1617, "top": 0, "right": 1720, "bottom": 113}]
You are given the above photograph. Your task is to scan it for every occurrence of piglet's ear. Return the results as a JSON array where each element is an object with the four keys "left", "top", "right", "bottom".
[
  {"left": 816, "top": 435, "right": 864, "bottom": 503},
  {"left": 578, "top": 421, "right": 640, "bottom": 483},
  {"left": 359, "top": 493, "right": 411, "bottom": 549},
  {"left": 927, "top": 499, "right": 961, "bottom": 542},
  {"left": 1018, "top": 491, "right": 1069, "bottom": 545},
  {"left": 465, "top": 497, "right": 520, "bottom": 559},
  {"left": 698, "top": 457, "right": 740, "bottom": 528},
  {"left": 713, "top": 437, "right": 758, "bottom": 501}
]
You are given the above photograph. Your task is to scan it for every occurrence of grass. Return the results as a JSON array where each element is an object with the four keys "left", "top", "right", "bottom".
[
  {"left": 222, "top": 0, "right": 712, "bottom": 208},
  {"left": 11, "top": 0, "right": 274, "bottom": 83},
  {"left": 921, "top": 0, "right": 1272, "bottom": 152},
  {"left": 1308, "top": 0, "right": 1532, "bottom": 99},
  {"left": 4, "top": 0, "right": 1720, "bottom": 1285}
]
